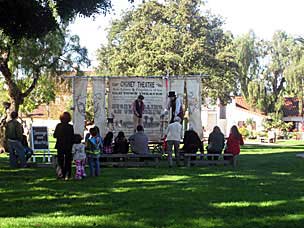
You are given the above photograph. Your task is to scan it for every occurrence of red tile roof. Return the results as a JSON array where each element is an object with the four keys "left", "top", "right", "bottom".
[
  {"left": 234, "top": 96, "right": 265, "bottom": 115},
  {"left": 283, "top": 97, "right": 302, "bottom": 117},
  {"left": 235, "top": 96, "right": 250, "bottom": 110}
]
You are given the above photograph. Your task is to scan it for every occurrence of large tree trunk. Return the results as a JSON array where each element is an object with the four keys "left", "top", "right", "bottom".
[{"left": 0, "top": 48, "right": 38, "bottom": 152}]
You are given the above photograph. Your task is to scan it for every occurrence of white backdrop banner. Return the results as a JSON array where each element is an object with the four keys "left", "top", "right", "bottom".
[
  {"left": 169, "top": 78, "right": 184, "bottom": 99},
  {"left": 73, "top": 77, "right": 88, "bottom": 136},
  {"left": 92, "top": 77, "right": 106, "bottom": 137},
  {"left": 186, "top": 78, "right": 203, "bottom": 137},
  {"left": 109, "top": 77, "right": 166, "bottom": 141}
]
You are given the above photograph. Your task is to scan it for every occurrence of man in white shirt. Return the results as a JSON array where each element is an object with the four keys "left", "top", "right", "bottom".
[{"left": 165, "top": 116, "right": 182, "bottom": 167}]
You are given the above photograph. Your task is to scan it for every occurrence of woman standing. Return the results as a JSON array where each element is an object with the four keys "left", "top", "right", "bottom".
[
  {"left": 53, "top": 112, "right": 74, "bottom": 180},
  {"left": 225, "top": 125, "right": 244, "bottom": 159}
]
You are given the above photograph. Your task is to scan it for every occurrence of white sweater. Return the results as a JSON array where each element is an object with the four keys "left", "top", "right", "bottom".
[
  {"left": 166, "top": 122, "right": 182, "bottom": 141},
  {"left": 72, "top": 143, "right": 86, "bottom": 160}
]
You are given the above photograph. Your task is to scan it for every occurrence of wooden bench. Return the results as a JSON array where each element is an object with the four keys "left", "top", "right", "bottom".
[
  {"left": 100, "top": 153, "right": 161, "bottom": 167},
  {"left": 183, "top": 153, "right": 238, "bottom": 168},
  {"left": 52, "top": 153, "right": 161, "bottom": 168}
]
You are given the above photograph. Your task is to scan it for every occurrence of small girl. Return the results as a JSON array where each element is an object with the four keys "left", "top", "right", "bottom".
[
  {"left": 72, "top": 134, "right": 86, "bottom": 180},
  {"left": 86, "top": 127, "right": 102, "bottom": 176},
  {"left": 113, "top": 131, "right": 129, "bottom": 154},
  {"left": 103, "top": 131, "right": 114, "bottom": 154}
]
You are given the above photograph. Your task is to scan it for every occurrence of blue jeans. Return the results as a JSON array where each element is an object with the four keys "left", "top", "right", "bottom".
[
  {"left": 7, "top": 139, "right": 26, "bottom": 168},
  {"left": 88, "top": 155, "right": 100, "bottom": 176}
]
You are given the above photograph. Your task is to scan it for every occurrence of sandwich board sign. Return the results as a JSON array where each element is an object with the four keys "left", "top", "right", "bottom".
[{"left": 30, "top": 126, "right": 50, "bottom": 162}]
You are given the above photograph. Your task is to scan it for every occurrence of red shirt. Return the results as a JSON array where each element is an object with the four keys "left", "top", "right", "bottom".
[{"left": 225, "top": 134, "right": 244, "bottom": 156}]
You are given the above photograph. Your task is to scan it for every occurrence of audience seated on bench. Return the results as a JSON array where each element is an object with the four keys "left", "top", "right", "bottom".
[
  {"left": 128, "top": 125, "right": 149, "bottom": 155},
  {"left": 182, "top": 127, "right": 204, "bottom": 160},
  {"left": 206, "top": 126, "right": 225, "bottom": 160}
]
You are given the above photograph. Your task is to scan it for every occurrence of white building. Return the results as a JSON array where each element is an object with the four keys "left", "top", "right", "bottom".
[{"left": 201, "top": 96, "right": 266, "bottom": 137}]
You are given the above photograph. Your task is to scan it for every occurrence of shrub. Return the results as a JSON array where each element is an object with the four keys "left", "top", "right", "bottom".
[{"left": 239, "top": 127, "right": 249, "bottom": 138}]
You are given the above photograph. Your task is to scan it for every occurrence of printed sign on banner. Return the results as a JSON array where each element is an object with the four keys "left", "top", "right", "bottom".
[
  {"left": 109, "top": 78, "right": 166, "bottom": 141},
  {"left": 187, "top": 78, "right": 203, "bottom": 137}
]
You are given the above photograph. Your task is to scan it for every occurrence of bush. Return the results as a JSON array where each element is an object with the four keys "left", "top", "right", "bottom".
[
  {"left": 257, "top": 131, "right": 267, "bottom": 138},
  {"left": 248, "top": 130, "right": 257, "bottom": 139},
  {"left": 239, "top": 127, "right": 249, "bottom": 138}
]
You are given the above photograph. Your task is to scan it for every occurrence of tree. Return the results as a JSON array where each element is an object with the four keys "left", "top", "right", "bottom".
[
  {"left": 97, "top": 0, "right": 237, "bottom": 103},
  {"left": 0, "top": 0, "right": 118, "bottom": 40},
  {"left": 233, "top": 31, "right": 262, "bottom": 98},
  {"left": 0, "top": 0, "right": 133, "bottom": 113},
  {"left": 0, "top": 30, "right": 90, "bottom": 113},
  {"left": 0, "top": 0, "right": 134, "bottom": 152},
  {"left": 235, "top": 31, "right": 299, "bottom": 114},
  {"left": 261, "top": 31, "right": 293, "bottom": 113},
  {"left": 284, "top": 37, "right": 304, "bottom": 116}
]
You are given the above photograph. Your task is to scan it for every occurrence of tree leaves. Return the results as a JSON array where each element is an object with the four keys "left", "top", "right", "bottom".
[
  {"left": 0, "top": 0, "right": 129, "bottom": 40},
  {"left": 97, "top": 0, "right": 237, "bottom": 103}
]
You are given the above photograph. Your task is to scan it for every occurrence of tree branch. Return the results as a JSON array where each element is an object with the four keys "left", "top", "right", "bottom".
[
  {"left": 0, "top": 46, "right": 21, "bottom": 98},
  {"left": 21, "top": 70, "right": 39, "bottom": 98}
]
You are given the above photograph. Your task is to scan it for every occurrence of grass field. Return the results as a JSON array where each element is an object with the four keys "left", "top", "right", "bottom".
[{"left": 0, "top": 141, "right": 304, "bottom": 228}]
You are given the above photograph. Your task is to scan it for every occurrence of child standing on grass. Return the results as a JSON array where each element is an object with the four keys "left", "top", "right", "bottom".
[
  {"left": 86, "top": 127, "right": 102, "bottom": 176},
  {"left": 72, "top": 134, "right": 86, "bottom": 180}
]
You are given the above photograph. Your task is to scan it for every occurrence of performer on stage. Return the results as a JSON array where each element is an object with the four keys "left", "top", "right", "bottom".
[
  {"left": 167, "top": 91, "right": 183, "bottom": 123},
  {"left": 132, "top": 94, "right": 145, "bottom": 132}
]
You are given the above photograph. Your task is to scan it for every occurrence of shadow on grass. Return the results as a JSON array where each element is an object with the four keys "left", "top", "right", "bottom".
[
  {"left": 0, "top": 150, "right": 304, "bottom": 228},
  {"left": 243, "top": 143, "right": 304, "bottom": 151}
]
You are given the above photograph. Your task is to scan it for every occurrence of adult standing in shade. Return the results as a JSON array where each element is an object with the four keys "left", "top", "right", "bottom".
[
  {"left": 53, "top": 112, "right": 74, "bottom": 180},
  {"left": 132, "top": 94, "right": 145, "bottom": 132},
  {"left": 5, "top": 111, "right": 26, "bottom": 168}
]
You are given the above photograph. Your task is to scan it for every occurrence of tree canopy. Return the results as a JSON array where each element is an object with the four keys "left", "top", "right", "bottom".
[
  {"left": 0, "top": 0, "right": 133, "bottom": 113},
  {"left": 234, "top": 31, "right": 303, "bottom": 114},
  {"left": 97, "top": 0, "right": 237, "bottom": 104},
  {"left": 0, "top": 0, "right": 122, "bottom": 40},
  {"left": 0, "top": 28, "right": 90, "bottom": 112}
]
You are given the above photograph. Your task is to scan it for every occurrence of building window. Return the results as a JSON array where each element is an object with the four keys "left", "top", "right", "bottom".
[{"left": 219, "top": 105, "right": 226, "bottom": 119}]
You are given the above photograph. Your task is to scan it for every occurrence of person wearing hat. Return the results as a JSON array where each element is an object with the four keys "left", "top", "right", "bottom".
[
  {"left": 165, "top": 116, "right": 182, "bottom": 167},
  {"left": 132, "top": 94, "right": 145, "bottom": 132},
  {"left": 167, "top": 91, "right": 183, "bottom": 123}
]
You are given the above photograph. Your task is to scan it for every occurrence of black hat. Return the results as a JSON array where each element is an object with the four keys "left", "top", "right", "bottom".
[
  {"left": 138, "top": 94, "right": 144, "bottom": 100},
  {"left": 168, "top": 91, "right": 176, "bottom": 97}
]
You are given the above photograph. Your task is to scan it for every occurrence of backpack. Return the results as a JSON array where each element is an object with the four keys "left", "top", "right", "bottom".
[{"left": 86, "top": 136, "right": 102, "bottom": 155}]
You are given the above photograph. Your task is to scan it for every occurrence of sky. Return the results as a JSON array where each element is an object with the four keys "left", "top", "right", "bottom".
[{"left": 68, "top": 0, "right": 304, "bottom": 68}]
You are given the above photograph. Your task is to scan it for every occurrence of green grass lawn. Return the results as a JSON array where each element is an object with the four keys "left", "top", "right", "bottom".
[{"left": 0, "top": 141, "right": 304, "bottom": 228}]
